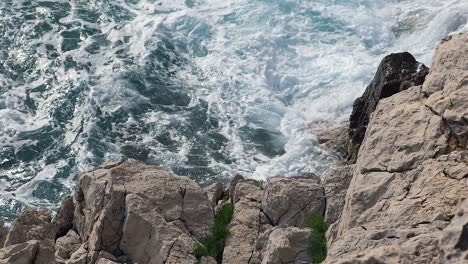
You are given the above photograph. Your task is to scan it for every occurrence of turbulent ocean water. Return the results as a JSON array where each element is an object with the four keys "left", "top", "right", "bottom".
[{"left": 0, "top": 0, "right": 467, "bottom": 220}]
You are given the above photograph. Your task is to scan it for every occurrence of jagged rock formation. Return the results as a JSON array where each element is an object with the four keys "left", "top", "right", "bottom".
[
  {"left": 325, "top": 33, "right": 468, "bottom": 263},
  {"left": 0, "top": 160, "right": 216, "bottom": 264},
  {"left": 0, "top": 34, "right": 466, "bottom": 264},
  {"left": 0, "top": 162, "right": 325, "bottom": 264},
  {"left": 224, "top": 176, "right": 325, "bottom": 264},
  {"left": 73, "top": 160, "right": 214, "bottom": 264},
  {"left": 348, "top": 52, "right": 429, "bottom": 162},
  {"left": 223, "top": 179, "right": 264, "bottom": 264}
]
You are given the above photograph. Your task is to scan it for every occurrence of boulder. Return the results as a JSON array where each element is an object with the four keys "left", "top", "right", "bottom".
[
  {"left": 95, "top": 259, "right": 119, "bottom": 264},
  {"left": 223, "top": 180, "right": 264, "bottom": 264},
  {"left": 4, "top": 209, "right": 58, "bottom": 247},
  {"left": 67, "top": 243, "right": 88, "bottom": 264},
  {"left": 55, "top": 230, "right": 81, "bottom": 262},
  {"left": 316, "top": 124, "right": 350, "bottom": 160},
  {"left": 0, "top": 240, "right": 38, "bottom": 264},
  {"left": 73, "top": 160, "right": 213, "bottom": 264},
  {"left": 262, "top": 176, "right": 325, "bottom": 227},
  {"left": 95, "top": 251, "right": 117, "bottom": 263},
  {"left": 204, "top": 182, "right": 224, "bottom": 208},
  {"left": 163, "top": 233, "right": 198, "bottom": 264},
  {"left": 54, "top": 196, "right": 75, "bottom": 238},
  {"left": 253, "top": 226, "right": 311, "bottom": 264},
  {"left": 34, "top": 239, "right": 57, "bottom": 264},
  {"left": 233, "top": 179, "right": 263, "bottom": 203},
  {"left": 348, "top": 52, "right": 429, "bottom": 162},
  {"left": 0, "top": 240, "right": 56, "bottom": 264},
  {"left": 327, "top": 34, "right": 468, "bottom": 262}
]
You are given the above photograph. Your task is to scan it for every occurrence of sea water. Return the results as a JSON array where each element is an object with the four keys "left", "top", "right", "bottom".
[{"left": 0, "top": 0, "right": 466, "bottom": 220}]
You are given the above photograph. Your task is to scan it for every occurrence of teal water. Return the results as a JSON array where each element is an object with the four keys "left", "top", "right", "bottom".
[{"left": 0, "top": 0, "right": 467, "bottom": 220}]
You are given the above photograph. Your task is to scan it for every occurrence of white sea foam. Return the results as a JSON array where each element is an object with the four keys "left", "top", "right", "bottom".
[{"left": 0, "top": 0, "right": 466, "bottom": 216}]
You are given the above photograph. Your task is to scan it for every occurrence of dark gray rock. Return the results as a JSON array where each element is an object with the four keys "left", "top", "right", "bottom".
[
  {"left": 348, "top": 52, "right": 429, "bottom": 162},
  {"left": 54, "top": 196, "right": 75, "bottom": 239}
]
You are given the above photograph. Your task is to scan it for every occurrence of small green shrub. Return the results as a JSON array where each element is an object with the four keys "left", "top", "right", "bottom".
[
  {"left": 253, "top": 179, "right": 264, "bottom": 188},
  {"left": 193, "top": 203, "right": 234, "bottom": 262},
  {"left": 305, "top": 214, "right": 329, "bottom": 263}
]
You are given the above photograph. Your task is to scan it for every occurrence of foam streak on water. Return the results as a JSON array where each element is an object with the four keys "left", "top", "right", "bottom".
[{"left": 0, "top": 0, "right": 466, "bottom": 219}]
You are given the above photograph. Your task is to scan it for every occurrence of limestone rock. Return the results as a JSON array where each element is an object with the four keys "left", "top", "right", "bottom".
[
  {"left": 422, "top": 34, "right": 468, "bottom": 151},
  {"left": 262, "top": 176, "right": 325, "bottom": 227},
  {"left": 327, "top": 225, "right": 442, "bottom": 263},
  {"left": 95, "top": 259, "right": 118, "bottom": 264},
  {"left": 327, "top": 34, "right": 468, "bottom": 262},
  {"left": 54, "top": 196, "right": 75, "bottom": 239},
  {"left": 95, "top": 251, "right": 117, "bottom": 263},
  {"left": 233, "top": 179, "right": 263, "bottom": 203},
  {"left": 316, "top": 124, "right": 350, "bottom": 160},
  {"left": 0, "top": 239, "right": 56, "bottom": 264},
  {"left": 324, "top": 245, "right": 401, "bottom": 264},
  {"left": 0, "top": 220, "right": 8, "bottom": 249},
  {"left": 323, "top": 166, "right": 355, "bottom": 247},
  {"left": 93, "top": 251, "right": 119, "bottom": 264},
  {"left": 227, "top": 174, "right": 244, "bottom": 204},
  {"left": 35, "top": 239, "right": 57, "bottom": 264},
  {"left": 223, "top": 180, "right": 263, "bottom": 264},
  {"left": 55, "top": 230, "right": 81, "bottom": 261},
  {"left": 349, "top": 52, "right": 429, "bottom": 162},
  {"left": 4, "top": 209, "right": 58, "bottom": 247},
  {"left": 163, "top": 233, "right": 198, "bottom": 264},
  {"left": 67, "top": 243, "right": 88, "bottom": 264},
  {"left": 204, "top": 182, "right": 224, "bottom": 208},
  {"left": 200, "top": 256, "right": 217, "bottom": 264},
  {"left": 439, "top": 200, "right": 468, "bottom": 263},
  {"left": 253, "top": 226, "right": 311, "bottom": 264},
  {"left": 0, "top": 240, "right": 38, "bottom": 264},
  {"left": 322, "top": 165, "right": 355, "bottom": 224},
  {"left": 74, "top": 160, "right": 213, "bottom": 264}
]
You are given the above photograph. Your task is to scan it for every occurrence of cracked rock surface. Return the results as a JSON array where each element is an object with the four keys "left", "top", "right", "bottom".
[
  {"left": 223, "top": 177, "right": 325, "bottom": 264},
  {"left": 326, "top": 33, "right": 468, "bottom": 263},
  {"left": 262, "top": 176, "right": 325, "bottom": 228},
  {"left": 74, "top": 160, "right": 213, "bottom": 264},
  {"left": 348, "top": 52, "right": 429, "bottom": 162},
  {"left": 223, "top": 180, "right": 264, "bottom": 264},
  {"left": 0, "top": 34, "right": 466, "bottom": 264},
  {"left": 252, "top": 226, "right": 311, "bottom": 264}
]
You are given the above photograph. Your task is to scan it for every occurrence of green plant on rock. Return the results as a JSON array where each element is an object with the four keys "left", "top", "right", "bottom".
[
  {"left": 193, "top": 203, "right": 234, "bottom": 262},
  {"left": 305, "top": 213, "right": 329, "bottom": 263},
  {"left": 253, "top": 179, "right": 264, "bottom": 188}
]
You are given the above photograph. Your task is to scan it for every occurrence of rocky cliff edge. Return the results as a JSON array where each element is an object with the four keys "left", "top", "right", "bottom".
[{"left": 0, "top": 34, "right": 466, "bottom": 264}]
